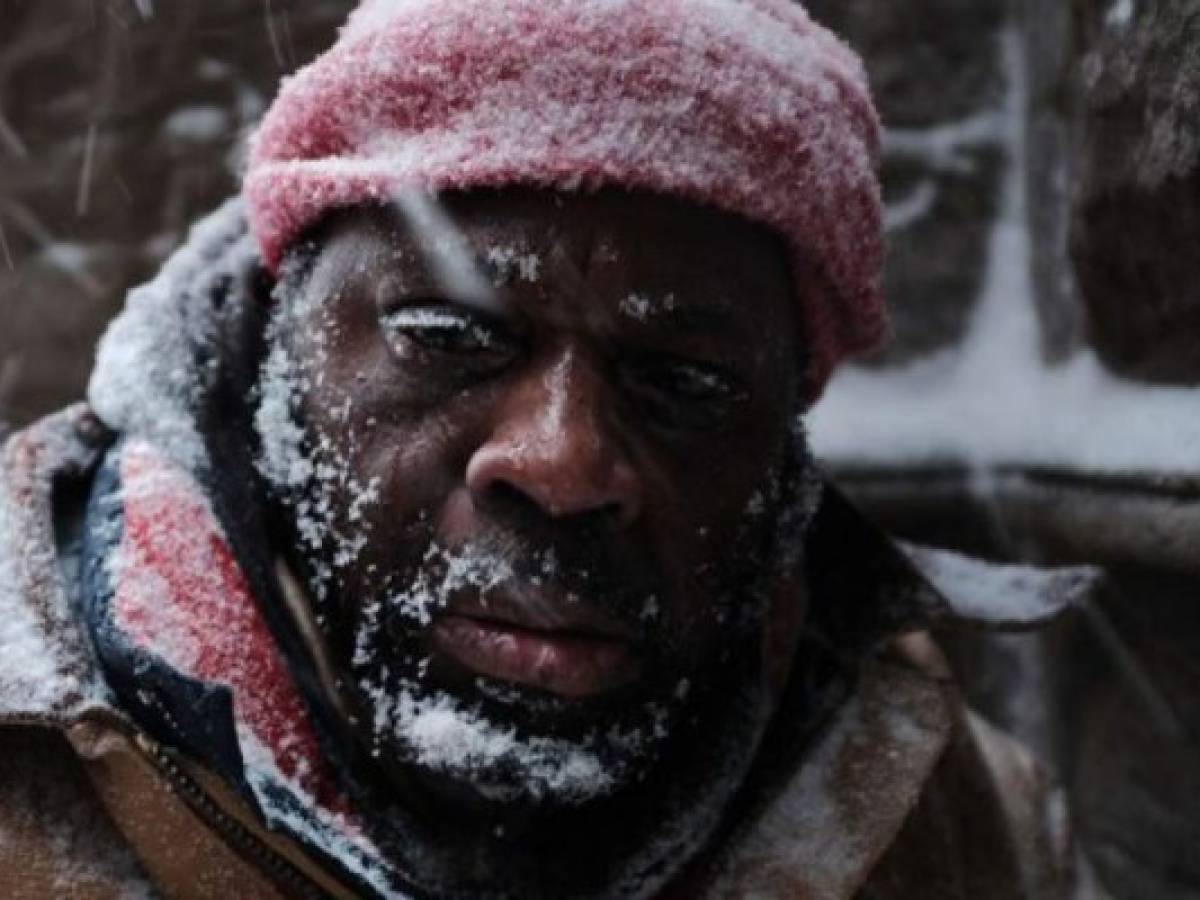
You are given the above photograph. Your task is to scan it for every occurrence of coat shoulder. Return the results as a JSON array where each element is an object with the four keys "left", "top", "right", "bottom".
[
  {"left": 0, "top": 723, "right": 153, "bottom": 899},
  {"left": 860, "top": 645, "right": 1081, "bottom": 900},
  {"left": 711, "top": 634, "right": 1080, "bottom": 900},
  {"left": 0, "top": 405, "right": 112, "bottom": 721}
]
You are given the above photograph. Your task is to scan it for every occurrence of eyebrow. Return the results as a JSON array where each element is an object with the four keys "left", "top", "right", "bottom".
[
  {"left": 375, "top": 210, "right": 756, "bottom": 339},
  {"left": 628, "top": 301, "right": 748, "bottom": 341}
]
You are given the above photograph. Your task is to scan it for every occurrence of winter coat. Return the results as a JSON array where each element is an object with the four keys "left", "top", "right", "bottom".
[
  {"left": 0, "top": 205, "right": 1089, "bottom": 898},
  {"left": 0, "top": 406, "right": 1085, "bottom": 900}
]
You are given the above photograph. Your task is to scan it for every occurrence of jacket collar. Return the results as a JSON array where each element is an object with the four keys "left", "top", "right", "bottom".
[
  {"left": 0, "top": 404, "right": 112, "bottom": 724},
  {"left": 712, "top": 637, "right": 956, "bottom": 898}
]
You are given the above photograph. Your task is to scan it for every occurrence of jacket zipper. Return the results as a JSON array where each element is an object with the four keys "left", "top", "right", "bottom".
[
  {"left": 4, "top": 711, "right": 339, "bottom": 898},
  {"left": 131, "top": 731, "right": 338, "bottom": 900}
]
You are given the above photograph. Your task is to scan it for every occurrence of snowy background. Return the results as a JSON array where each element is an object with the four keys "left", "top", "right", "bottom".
[
  {"left": 1, "top": 1, "right": 1198, "bottom": 897},
  {"left": 0, "top": 0, "right": 353, "bottom": 426}
]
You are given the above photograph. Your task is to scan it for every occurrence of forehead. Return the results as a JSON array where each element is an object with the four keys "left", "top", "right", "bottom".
[{"left": 307, "top": 188, "right": 799, "bottom": 358}]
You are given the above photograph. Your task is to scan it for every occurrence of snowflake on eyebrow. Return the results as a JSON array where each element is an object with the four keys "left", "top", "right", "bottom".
[
  {"left": 485, "top": 245, "right": 542, "bottom": 285},
  {"left": 618, "top": 292, "right": 677, "bottom": 322}
]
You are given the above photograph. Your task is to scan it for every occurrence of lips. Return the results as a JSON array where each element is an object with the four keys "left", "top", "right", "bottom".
[{"left": 430, "top": 585, "right": 642, "bottom": 699}]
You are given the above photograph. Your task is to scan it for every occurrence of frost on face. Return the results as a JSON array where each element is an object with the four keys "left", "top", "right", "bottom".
[
  {"left": 352, "top": 431, "right": 820, "bottom": 824},
  {"left": 372, "top": 687, "right": 616, "bottom": 804},
  {"left": 619, "top": 291, "right": 677, "bottom": 322},
  {"left": 255, "top": 345, "right": 314, "bottom": 493},
  {"left": 255, "top": 264, "right": 382, "bottom": 601},
  {"left": 347, "top": 540, "right": 678, "bottom": 806},
  {"left": 245, "top": 188, "right": 830, "bottom": 891},
  {"left": 252, "top": 245, "right": 650, "bottom": 806},
  {"left": 484, "top": 244, "right": 542, "bottom": 285},
  {"left": 379, "top": 307, "right": 506, "bottom": 359},
  {"left": 362, "top": 543, "right": 516, "bottom": 639}
]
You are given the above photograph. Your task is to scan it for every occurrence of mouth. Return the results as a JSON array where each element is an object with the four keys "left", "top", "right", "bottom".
[{"left": 430, "top": 585, "right": 643, "bottom": 699}]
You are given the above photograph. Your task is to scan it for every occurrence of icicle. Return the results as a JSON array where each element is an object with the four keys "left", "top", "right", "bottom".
[
  {"left": 263, "top": 0, "right": 285, "bottom": 69},
  {"left": 0, "top": 108, "right": 28, "bottom": 159},
  {"left": 76, "top": 123, "right": 99, "bottom": 217},
  {"left": 0, "top": 219, "right": 13, "bottom": 271}
]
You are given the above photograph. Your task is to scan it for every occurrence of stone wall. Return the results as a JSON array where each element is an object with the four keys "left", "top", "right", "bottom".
[
  {"left": 1069, "top": 0, "right": 1200, "bottom": 383},
  {"left": 805, "top": 3, "right": 1200, "bottom": 898},
  {"left": 808, "top": 0, "right": 1200, "bottom": 387}
]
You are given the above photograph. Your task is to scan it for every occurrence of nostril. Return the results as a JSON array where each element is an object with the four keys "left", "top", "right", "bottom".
[
  {"left": 593, "top": 500, "right": 626, "bottom": 524},
  {"left": 471, "top": 465, "right": 637, "bottom": 540},
  {"left": 482, "top": 479, "right": 546, "bottom": 520},
  {"left": 480, "top": 476, "right": 629, "bottom": 527}
]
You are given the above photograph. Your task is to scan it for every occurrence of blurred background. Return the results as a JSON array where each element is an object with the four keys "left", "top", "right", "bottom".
[{"left": 1, "top": 0, "right": 1198, "bottom": 896}]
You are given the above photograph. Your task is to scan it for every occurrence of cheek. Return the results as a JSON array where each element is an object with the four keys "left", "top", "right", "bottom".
[
  {"left": 643, "top": 501, "right": 746, "bottom": 652},
  {"left": 651, "top": 438, "right": 780, "bottom": 559},
  {"left": 341, "top": 419, "right": 470, "bottom": 542},
  {"left": 328, "top": 403, "right": 500, "bottom": 587},
  {"left": 647, "top": 433, "right": 792, "bottom": 642}
]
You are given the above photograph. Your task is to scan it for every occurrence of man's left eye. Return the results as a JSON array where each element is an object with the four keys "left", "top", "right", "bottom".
[
  {"left": 621, "top": 356, "right": 747, "bottom": 429},
  {"left": 380, "top": 304, "right": 517, "bottom": 359}
]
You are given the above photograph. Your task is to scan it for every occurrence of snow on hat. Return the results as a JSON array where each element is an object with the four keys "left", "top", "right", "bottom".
[{"left": 244, "top": 0, "right": 887, "bottom": 396}]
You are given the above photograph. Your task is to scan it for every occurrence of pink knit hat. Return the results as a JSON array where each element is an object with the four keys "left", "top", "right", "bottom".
[{"left": 244, "top": 0, "right": 887, "bottom": 396}]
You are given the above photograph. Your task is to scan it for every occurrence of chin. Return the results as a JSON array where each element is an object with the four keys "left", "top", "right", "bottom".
[
  {"left": 283, "top": 558, "right": 786, "bottom": 899},
  {"left": 318, "top": 585, "right": 777, "bottom": 892},
  {"left": 339, "top": 643, "right": 776, "bottom": 900},
  {"left": 348, "top": 661, "right": 690, "bottom": 810}
]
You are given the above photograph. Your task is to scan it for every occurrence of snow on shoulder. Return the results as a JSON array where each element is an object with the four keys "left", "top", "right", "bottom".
[
  {"left": 88, "top": 199, "right": 257, "bottom": 473},
  {"left": 0, "top": 408, "right": 108, "bottom": 717},
  {"left": 902, "top": 543, "right": 1103, "bottom": 629}
]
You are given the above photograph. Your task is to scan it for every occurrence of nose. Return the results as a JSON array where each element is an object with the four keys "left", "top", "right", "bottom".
[{"left": 465, "top": 347, "right": 644, "bottom": 528}]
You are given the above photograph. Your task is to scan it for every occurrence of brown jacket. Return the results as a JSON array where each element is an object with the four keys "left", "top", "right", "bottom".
[{"left": 0, "top": 407, "right": 1081, "bottom": 899}]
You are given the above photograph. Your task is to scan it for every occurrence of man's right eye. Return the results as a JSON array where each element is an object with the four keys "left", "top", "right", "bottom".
[{"left": 379, "top": 305, "right": 519, "bottom": 367}]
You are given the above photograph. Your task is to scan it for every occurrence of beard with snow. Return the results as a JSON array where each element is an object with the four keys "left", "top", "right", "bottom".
[{"left": 253, "top": 255, "right": 822, "bottom": 898}]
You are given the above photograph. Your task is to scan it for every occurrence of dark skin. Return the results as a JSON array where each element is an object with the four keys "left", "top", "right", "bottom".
[{"left": 268, "top": 187, "right": 813, "bottom": 893}]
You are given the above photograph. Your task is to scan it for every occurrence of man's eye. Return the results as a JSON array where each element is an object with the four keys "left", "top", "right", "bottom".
[
  {"left": 622, "top": 356, "right": 746, "bottom": 429},
  {"left": 380, "top": 305, "right": 514, "bottom": 358}
]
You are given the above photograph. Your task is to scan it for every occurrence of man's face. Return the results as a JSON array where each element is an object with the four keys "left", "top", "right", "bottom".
[{"left": 259, "top": 189, "right": 810, "bottom": 831}]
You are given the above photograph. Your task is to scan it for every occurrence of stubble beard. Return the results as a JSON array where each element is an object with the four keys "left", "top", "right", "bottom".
[
  {"left": 300, "top": 485, "right": 810, "bottom": 899},
  {"left": 314, "top": 527, "right": 796, "bottom": 899}
]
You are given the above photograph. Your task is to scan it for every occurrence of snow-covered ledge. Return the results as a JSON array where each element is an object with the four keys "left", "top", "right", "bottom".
[
  {"left": 810, "top": 30, "right": 1200, "bottom": 480},
  {"left": 808, "top": 31, "right": 1200, "bottom": 576}
]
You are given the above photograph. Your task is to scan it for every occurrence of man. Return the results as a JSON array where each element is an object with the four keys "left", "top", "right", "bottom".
[{"left": 0, "top": 1, "right": 1089, "bottom": 897}]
